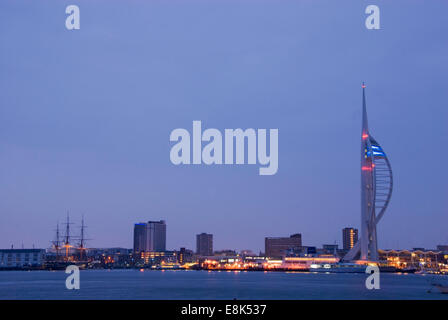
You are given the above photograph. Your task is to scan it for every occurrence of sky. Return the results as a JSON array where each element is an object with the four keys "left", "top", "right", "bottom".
[{"left": 0, "top": 0, "right": 447, "bottom": 253}]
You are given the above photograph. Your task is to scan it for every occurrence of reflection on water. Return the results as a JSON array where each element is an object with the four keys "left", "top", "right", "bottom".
[{"left": 0, "top": 270, "right": 447, "bottom": 300}]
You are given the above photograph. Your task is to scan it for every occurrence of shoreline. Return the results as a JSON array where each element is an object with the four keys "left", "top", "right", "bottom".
[{"left": 0, "top": 267, "right": 443, "bottom": 275}]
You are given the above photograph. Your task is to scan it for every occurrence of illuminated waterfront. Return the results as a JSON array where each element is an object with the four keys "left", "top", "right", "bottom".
[{"left": 0, "top": 270, "right": 447, "bottom": 300}]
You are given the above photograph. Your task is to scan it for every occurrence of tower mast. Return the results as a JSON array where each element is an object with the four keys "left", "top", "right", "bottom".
[
  {"left": 360, "top": 82, "right": 376, "bottom": 260},
  {"left": 344, "top": 83, "right": 393, "bottom": 262}
]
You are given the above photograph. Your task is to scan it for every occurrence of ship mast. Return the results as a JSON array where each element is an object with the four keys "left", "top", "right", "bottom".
[
  {"left": 78, "top": 215, "right": 88, "bottom": 261},
  {"left": 62, "top": 212, "right": 73, "bottom": 260},
  {"left": 52, "top": 222, "right": 61, "bottom": 260}
]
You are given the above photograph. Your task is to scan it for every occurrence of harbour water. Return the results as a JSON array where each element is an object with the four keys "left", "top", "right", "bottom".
[{"left": 0, "top": 270, "right": 447, "bottom": 300}]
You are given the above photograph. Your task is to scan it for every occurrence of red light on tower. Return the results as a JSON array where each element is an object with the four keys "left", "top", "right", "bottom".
[
  {"left": 362, "top": 133, "right": 369, "bottom": 139},
  {"left": 362, "top": 83, "right": 366, "bottom": 89}
]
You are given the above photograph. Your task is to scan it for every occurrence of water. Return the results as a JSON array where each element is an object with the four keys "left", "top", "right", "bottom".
[{"left": 0, "top": 270, "right": 447, "bottom": 300}]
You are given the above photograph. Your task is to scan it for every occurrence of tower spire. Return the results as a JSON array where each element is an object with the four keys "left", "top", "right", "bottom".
[{"left": 362, "top": 82, "right": 369, "bottom": 139}]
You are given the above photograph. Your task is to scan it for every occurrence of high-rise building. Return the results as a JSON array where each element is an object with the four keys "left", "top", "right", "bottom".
[
  {"left": 196, "top": 233, "right": 213, "bottom": 256},
  {"left": 265, "top": 234, "right": 302, "bottom": 258},
  {"left": 133, "top": 223, "right": 147, "bottom": 253},
  {"left": 344, "top": 84, "right": 393, "bottom": 262},
  {"left": 133, "top": 220, "right": 166, "bottom": 253},
  {"left": 342, "top": 228, "right": 358, "bottom": 250}
]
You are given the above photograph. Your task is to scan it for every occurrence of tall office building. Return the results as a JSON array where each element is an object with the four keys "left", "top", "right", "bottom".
[
  {"left": 344, "top": 84, "right": 393, "bottom": 261},
  {"left": 133, "top": 220, "right": 166, "bottom": 253},
  {"left": 265, "top": 234, "right": 302, "bottom": 258},
  {"left": 196, "top": 233, "right": 213, "bottom": 256},
  {"left": 133, "top": 223, "right": 146, "bottom": 253},
  {"left": 342, "top": 227, "right": 358, "bottom": 250}
]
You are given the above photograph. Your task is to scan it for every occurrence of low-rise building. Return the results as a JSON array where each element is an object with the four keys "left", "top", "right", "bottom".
[
  {"left": 379, "top": 249, "right": 446, "bottom": 270},
  {"left": 0, "top": 249, "right": 45, "bottom": 269}
]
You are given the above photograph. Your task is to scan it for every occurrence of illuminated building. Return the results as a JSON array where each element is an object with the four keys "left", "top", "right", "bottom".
[
  {"left": 133, "top": 220, "right": 166, "bottom": 253},
  {"left": 196, "top": 233, "right": 213, "bottom": 256},
  {"left": 139, "top": 251, "right": 177, "bottom": 265},
  {"left": 378, "top": 249, "right": 445, "bottom": 271},
  {"left": 265, "top": 234, "right": 302, "bottom": 258},
  {"left": 200, "top": 254, "right": 342, "bottom": 271},
  {"left": 344, "top": 84, "right": 393, "bottom": 262},
  {"left": 178, "top": 247, "right": 186, "bottom": 264},
  {"left": 342, "top": 228, "right": 358, "bottom": 250},
  {"left": 178, "top": 247, "right": 194, "bottom": 264},
  {"left": 280, "top": 256, "right": 339, "bottom": 270}
]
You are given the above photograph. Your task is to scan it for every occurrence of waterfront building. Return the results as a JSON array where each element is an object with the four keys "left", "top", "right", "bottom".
[
  {"left": 344, "top": 84, "right": 393, "bottom": 262},
  {"left": 342, "top": 228, "right": 358, "bottom": 250},
  {"left": 286, "top": 246, "right": 317, "bottom": 257},
  {"left": 280, "top": 256, "right": 339, "bottom": 270},
  {"left": 196, "top": 233, "right": 213, "bottom": 256},
  {"left": 378, "top": 249, "right": 446, "bottom": 271},
  {"left": 0, "top": 249, "right": 45, "bottom": 269},
  {"left": 133, "top": 220, "right": 166, "bottom": 253},
  {"left": 139, "top": 251, "right": 177, "bottom": 265},
  {"left": 265, "top": 234, "right": 302, "bottom": 258},
  {"left": 177, "top": 247, "right": 194, "bottom": 264},
  {"left": 85, "top": 248, "right": 133, "bottom": 267},
  {"left": 87, "top": 247, "right": 131, "bottom": 256}
]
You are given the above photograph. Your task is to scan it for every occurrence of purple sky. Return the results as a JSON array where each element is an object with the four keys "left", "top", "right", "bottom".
[{"left": 0, "top": 0, "right": 447, "bottom": 253}]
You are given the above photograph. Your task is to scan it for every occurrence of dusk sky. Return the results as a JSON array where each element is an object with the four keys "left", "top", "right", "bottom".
[{"left": 1, "top": 0, "right": 447, "bottom": 253}]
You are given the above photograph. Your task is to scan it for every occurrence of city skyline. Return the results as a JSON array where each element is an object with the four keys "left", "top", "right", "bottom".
[
  {"left": 6, "top": 214, "right": 447, "bottom": 254},
  {"left": 1, "top": 1, "right": 447, "bottom": 252}
]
